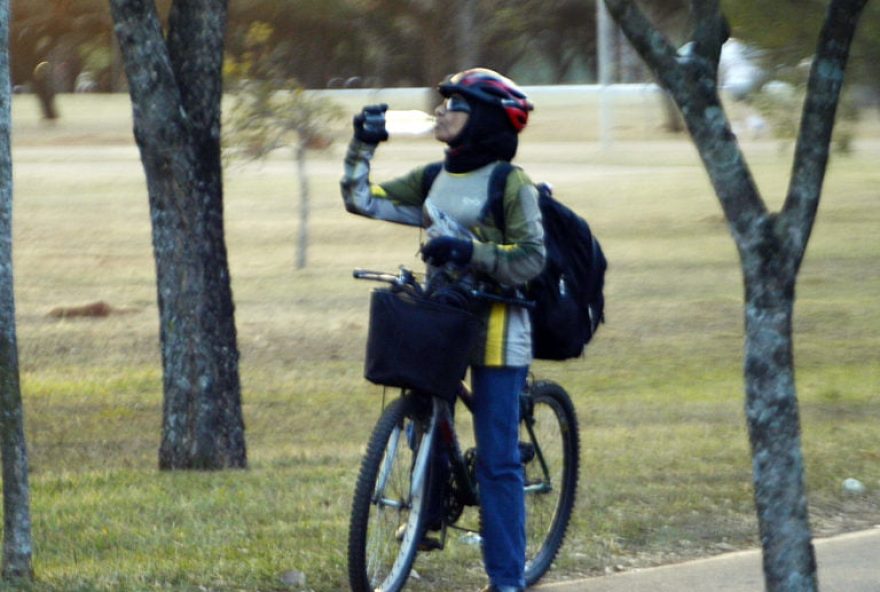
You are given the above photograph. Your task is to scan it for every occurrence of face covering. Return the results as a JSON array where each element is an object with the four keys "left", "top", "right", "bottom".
[{"left": 444, "top": 98, "right": 519, "bottom": 173}]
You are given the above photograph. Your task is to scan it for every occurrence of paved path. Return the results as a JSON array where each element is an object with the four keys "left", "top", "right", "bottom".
[{"left": 536, "top": 528, "right": 880, "bottom": 592}]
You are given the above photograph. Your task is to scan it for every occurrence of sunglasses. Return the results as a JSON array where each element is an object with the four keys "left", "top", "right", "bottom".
[{"left": 443, "top": 95, "right": 471, "bottom": 113}]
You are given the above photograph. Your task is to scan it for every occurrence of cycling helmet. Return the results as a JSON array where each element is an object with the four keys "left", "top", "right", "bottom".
[{"left": 438, "top": 68, "right": 533, "bottom": 132}]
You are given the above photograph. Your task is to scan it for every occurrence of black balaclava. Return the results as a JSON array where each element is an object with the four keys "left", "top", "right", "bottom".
[{"left": 444, "top": 97, "right": 519, "bottom": 174}]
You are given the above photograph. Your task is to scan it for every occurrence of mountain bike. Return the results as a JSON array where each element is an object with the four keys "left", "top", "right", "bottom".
[{"left": 347, "top": 267, "right": 580, "bottom": 592}]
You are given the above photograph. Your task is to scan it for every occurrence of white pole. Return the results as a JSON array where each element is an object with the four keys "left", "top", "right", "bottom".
[{"left": 597, "top": 0, "right": 614, "bottom": 150}]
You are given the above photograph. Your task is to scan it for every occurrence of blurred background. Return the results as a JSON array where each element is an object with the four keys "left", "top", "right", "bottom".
[{"left": 11, "top": 0, "right": 880, "bottom": 106}]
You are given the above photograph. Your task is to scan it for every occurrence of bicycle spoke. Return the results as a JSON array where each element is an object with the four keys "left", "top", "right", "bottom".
[
  {"left": 349, "top": 395, "right": 439, "bottom": 592},
  {"left": 373, "top": 425, "right": 402, "bottom": 499}
]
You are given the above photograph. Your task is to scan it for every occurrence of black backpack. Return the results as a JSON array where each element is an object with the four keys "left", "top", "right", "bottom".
[{"left": 423, "top": 162, "right": 607, "bottom": 360}]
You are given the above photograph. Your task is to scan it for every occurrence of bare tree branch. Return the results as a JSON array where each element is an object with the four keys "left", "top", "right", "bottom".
[
  {"left": 689, "top": 0, "right": 728, "bottom": 72},
  {"left": 167, "top": 0, "right": 226, "bottom": 154},
  {"left": 604, "top": 0, "right": 765, "bottom": 249},
  {"left": 783, "top": 0, "right": 869, "bottom": 264},
  {"left": 109, "top": 0, "right": 188, "bottom": 159}
]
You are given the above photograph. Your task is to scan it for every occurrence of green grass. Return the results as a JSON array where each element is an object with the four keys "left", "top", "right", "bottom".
[{"left": 4, "top": 92, "right": 879, "bottom": 591}]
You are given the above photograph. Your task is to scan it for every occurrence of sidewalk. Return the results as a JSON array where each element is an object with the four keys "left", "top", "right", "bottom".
[{"left": 535, "top": 528, "right": 880, "bottom": 592}]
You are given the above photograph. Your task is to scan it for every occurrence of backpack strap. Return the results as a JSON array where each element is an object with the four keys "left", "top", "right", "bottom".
[
  {"left": 421, "top": 161, "right": 444, "bottom": 197},
  {"left": 487, "top": 161, "right": 516, "bottom": 231}
]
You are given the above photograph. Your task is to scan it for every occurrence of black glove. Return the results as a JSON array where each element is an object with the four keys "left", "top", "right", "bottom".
[
  {"left": 421, "top": 236, "right": 473, "bottom": 267},
  {"left": 353, "top": 104, "right": 389, "bottom": 144}
]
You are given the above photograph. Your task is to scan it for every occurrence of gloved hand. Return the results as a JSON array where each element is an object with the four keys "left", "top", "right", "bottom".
[
  {"left": 421, "top": 236, "right": 473, "bottom": 266},
  {"left": 353, "top": 104, "right": 389, "bottom": 144}
]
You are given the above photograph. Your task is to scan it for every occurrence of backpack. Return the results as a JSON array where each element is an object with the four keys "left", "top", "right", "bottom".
[{"left": 422, "top": 162, "right": 607, "bottom": 360}]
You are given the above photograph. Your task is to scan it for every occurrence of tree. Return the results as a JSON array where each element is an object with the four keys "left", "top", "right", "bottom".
[
  {"left": 602, "top": 0, "right": 869, "bottom": 590},
  {"left": 0, "top": 0, "right": 33, "bottom": 580},
  {"left": 225, "top": 22, "right": 342, "bottom": 269},
  {"left": 109, "top": 0, "right": 246, "bottom": 470}
]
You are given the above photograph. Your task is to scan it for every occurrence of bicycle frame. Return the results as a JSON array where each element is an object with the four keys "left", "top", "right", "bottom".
[
  {"left": 349, "top": 266, "right": 580, "bottom": 592},
  {"left": 415, "top": 377, "right": 558, "bottom": 549}
]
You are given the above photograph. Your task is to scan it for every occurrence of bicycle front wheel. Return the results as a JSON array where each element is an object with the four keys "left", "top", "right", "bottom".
[
  {"left": 521, "top": 380, "right": 580, "bottom": 586},
  {"left": 348, "top": 394, "right": 437, "bottom": 592}
]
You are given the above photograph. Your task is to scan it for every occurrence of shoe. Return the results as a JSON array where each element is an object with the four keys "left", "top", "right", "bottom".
[
  {"left": 394, "top": 524, "right": 444, "bottom": 552},
  {"left": 479, "top": 585, "right": 524, "bottom": 592},
  {"left": 417, "top": 534, "right": 443, "bottom": 552}
]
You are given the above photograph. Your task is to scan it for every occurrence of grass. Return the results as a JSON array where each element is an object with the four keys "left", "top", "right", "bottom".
[{"left": 5, "top": 91, "right": 880, "bottom": 591}]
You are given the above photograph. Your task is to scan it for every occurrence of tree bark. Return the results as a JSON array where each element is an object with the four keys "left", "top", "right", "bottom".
[
  {"left": 743, "top": 250, "right": 816, "bottom": 588},
  {"left": 109, "top": 0, "right": 246, "bottom": 470},
  {"left": 604, "top": 0, "right": 868, "bottom": 589},
  {"left": 0, "top": 0, "right": 33, "bottom": 578}
]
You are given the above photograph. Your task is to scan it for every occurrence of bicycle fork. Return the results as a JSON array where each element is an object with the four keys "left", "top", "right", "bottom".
[
  {"left": 520, "top": 397, "right": 554, "bottom": 495},
  {"left": 375, "top": 397, "right": 440, "bottom": 559}
]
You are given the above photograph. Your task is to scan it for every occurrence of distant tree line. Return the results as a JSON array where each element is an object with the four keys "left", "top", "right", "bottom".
[
  {"left": 12, "top": 0, "right": 602, "bottom": 91},
  {"left": 15, "top": 0, "right": 876, "bottom": 96}
]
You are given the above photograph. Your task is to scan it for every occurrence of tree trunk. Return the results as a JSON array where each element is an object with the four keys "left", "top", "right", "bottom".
[
  {"left": 743, "top": 257, "right": 817, "bottom": 589},
  {"left": 603, "top": 0, "right": 868, "bottom": 589},
  {"left": 110, "top": 0, "right": 246, "bottom": 470},
  {"left": 0, "top": 0, "right": 33, "bottom": 578},
  {"left": 295, "top": 140, "right": 309, "bottom": 270}
]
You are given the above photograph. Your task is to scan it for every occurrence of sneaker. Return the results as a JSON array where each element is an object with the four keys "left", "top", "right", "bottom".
[
  {"left": 394, "top": 524, "right": 444, "bottom": 552},
  {"left": 479, "top": 585, "right": 524, "bottom": 592},
  {"left": 417, "top": 534, "right": 443, "bottom": 552}
]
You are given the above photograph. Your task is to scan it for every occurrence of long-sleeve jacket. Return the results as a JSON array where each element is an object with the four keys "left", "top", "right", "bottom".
[{"left": 341, "top": 138, "right": 545, "bottom": 367}]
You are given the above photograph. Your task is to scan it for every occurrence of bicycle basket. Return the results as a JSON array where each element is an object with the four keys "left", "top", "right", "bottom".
[{"left": 364, "top": 288, "right": 481, "bottom": 402}]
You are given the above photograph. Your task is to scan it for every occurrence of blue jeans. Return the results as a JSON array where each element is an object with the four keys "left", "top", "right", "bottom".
[{"left": 472, "top": 365, "right": 528, "bottom": 590}]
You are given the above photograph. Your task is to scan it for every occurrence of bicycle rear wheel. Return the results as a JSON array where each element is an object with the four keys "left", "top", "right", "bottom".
[
  {"left": 348, "top": 394, "right": 437, "bottom": 592},
  {"left": 521, "top": 380, "right": 580, "bottom": 586}
]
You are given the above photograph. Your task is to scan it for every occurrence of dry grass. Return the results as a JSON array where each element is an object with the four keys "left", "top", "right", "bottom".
[{"left": 7, "top": 91, "right": 880, "bottom": 591}]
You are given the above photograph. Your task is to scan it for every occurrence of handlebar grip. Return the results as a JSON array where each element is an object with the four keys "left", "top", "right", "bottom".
[{"left": 352, "top": 268, "right": 405, "bottom": 284}]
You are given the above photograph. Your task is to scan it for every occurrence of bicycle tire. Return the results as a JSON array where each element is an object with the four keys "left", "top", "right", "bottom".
[
  {"left": 521, "top": 380, "right": 580, "bottom": 586},
  {"left": 348, "top": 394, "right": 437, "bottom": 592}
]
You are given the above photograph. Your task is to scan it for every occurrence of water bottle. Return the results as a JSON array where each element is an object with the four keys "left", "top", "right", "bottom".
[{"left": 384, "top": 109, "right": 435, "bottom": 137}]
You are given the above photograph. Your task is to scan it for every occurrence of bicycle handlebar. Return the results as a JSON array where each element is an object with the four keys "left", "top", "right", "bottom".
[
  {"left": 353, "top": 266, "right": 534, "bottom": 309},
  {"left": 352, "top": 269, "right": 403, "bottom": 283}
]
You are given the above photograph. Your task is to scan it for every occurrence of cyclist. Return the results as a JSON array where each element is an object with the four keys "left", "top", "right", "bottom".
[{"left": 340, "top": 68, "right": 544, "bottom": 592}]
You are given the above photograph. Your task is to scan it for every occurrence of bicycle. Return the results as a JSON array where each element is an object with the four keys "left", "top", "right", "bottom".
[{"left": 347, "top": 267, "right": 580, "bottom": 592}]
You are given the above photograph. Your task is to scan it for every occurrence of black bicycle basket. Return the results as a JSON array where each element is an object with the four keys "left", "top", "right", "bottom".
[{"left": 364, "top": 288, "right": 482, "bottom": 401}]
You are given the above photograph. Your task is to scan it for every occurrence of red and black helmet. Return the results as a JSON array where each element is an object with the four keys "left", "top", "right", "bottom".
[{"left": 438, "top": 68, "right": 534, "bottom": 132}]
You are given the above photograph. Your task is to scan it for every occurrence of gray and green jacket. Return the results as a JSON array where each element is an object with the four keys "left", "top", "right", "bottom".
[{"left": 341, "top": 138, "right": 545, "bottom": 367}]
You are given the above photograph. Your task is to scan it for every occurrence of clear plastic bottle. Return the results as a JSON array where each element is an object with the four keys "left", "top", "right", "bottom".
[{"left": 384, "top": 109, "right": 435, "bottom": 137}]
